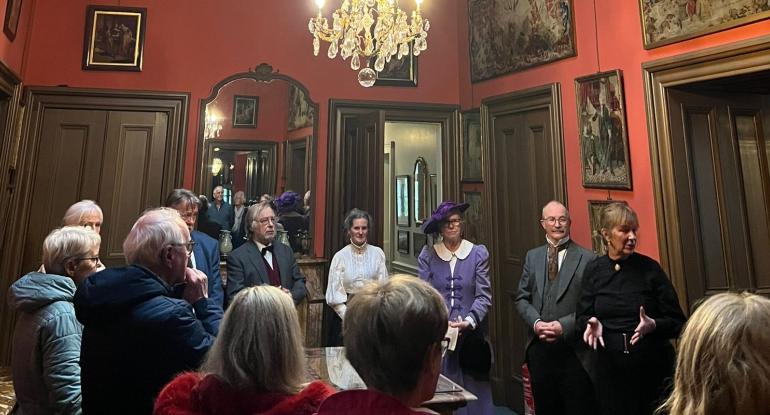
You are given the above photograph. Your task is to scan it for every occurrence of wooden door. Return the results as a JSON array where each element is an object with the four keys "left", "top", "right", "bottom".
[
  {"left": 21, "top": 108, "right": 170, "bottom": 272},
  {"left": 483, "top": 85, "right": 566, "bottom": 412},
  {"left": 667, "top": 88, "right": 770, "bottom": 304}
]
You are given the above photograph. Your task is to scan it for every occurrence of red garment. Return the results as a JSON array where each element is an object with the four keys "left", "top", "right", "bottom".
[
  {"left": 154, "top": 372, "right": 334, "bottom": 415},
  {"left": 314, "top": 389, "right": 436, "bottom": 415}
]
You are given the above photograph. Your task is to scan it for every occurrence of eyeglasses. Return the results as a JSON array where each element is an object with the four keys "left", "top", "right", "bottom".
[
  {"left": 442, "top": 219, "right": 463, "bottom": 228},
  {"left": 170, "top": 240, "right": 196, "bottom": 256},
  {"left": 541, "top": 216, "right": 569, "bottom": 225},
  {"left": 75, "top": 256, "right": 100, "bottom": 265},
  {"left": 178, "top": 210, "right": 198, "bottom": 220},
  {"left": 256, "top": 216, "right": 278, "bottom": 225},
  {"left": 440, "top": 337, "right": 451, "bottom": 357}
]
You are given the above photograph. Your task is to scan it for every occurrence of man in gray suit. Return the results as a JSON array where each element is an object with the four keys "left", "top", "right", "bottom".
[
  {"left": 515, "top": 200, "right": 596, "bottom": 415},
  {"left": 226, "top": 201, "right": 306, "bottom": 306}
]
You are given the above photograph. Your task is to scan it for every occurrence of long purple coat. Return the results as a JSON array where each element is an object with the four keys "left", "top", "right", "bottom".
[{"left": 418, "top": 239, "right": 494, "bottom": 415}]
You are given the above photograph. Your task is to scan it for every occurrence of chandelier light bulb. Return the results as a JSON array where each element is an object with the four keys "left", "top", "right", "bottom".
[{"left": 315, "top": 0, "right": 325, "bottom": 9}]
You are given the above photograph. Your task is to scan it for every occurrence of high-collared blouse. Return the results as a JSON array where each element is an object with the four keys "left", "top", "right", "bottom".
[
  {"left": 418, "top": 239, "right": 492, "bottom": 327},
  {"left": 326, "top": 244, "right": 388, "bottom": 319}
]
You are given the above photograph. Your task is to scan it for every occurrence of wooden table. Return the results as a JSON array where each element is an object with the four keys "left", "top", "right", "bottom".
[{"left": 305, "top": 347, "right": 476, "bottom": 414}]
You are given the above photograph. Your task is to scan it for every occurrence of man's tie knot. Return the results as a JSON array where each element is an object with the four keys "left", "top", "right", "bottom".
[{"left": 261, "top": 245, "right": 274, "bottom": 256}]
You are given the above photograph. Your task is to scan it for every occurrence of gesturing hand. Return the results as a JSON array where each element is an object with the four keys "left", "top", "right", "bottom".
[
  {"left": 583, "top": 317, "right": 604, "bottom": 350},
  {"left": 182, "top": 268, "right": 208, "bottom": 305},
  {"left": 630, "top": 306, "right": 656, "bottom": 345}
]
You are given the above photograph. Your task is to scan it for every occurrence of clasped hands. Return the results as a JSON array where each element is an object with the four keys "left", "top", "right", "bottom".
[
  {"left": 534, "top": 320, "right": 563, "bottom": 342},
  {"left": 582, "top": 306, "right": 656, "bottom": 350}
]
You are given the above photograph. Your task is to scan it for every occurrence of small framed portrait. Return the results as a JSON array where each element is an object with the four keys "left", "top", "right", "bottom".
[
  {"left": 82, "top": 5, "right": 147, "bottom": 71},
  {"left": 575, "top": 70, "right": 632, "bottom": 189},
  {"left": 413, "top": 232, "right": 427, "bottom": 258},
  {"left": 397, "top": 230, "right": 410, "bottom": 254},
  {"left": 233, "top": 95, "right": 258, "bottom": 128},
  {"left": 3, "top": 0, "right": 23, "bottom": 41},
  {"left": 461, "top": 110, "right": 483, "bottom": 183},
  {"left": 375, "top": 51, "right": 418, "bottom": 87},
  {"left": 588, "top": 200, "right": 628, "bottom": 255},
  {"left": 396, "top": 175, "right": 410, "bottom": 227}
]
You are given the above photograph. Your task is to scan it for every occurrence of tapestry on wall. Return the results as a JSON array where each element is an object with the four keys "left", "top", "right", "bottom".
[
  {"left": 641, "top": 0, "right": 770, "bottom": 49},
  {"left": 468, "top": 0, "right": 575, "bottom": 82},
  {"left": 287, "top": 85, "right": 314, "bottom": 131},
  {"left": 575, "top": 70, "right": 632, "bottom": 190}
]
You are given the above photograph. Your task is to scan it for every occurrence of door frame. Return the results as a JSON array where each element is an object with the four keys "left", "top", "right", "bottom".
[
  {"left": 643, "top": 34, "right": 770, "bottom": 308},
  {"left": 325, "top": 100, "right": 459, "bottom": 262},
  {"left": 481, "top": 83, "right": 566, "bottom": 409},
  {"left": 0, "top": 87, "right": 189, "bottom": 364}
]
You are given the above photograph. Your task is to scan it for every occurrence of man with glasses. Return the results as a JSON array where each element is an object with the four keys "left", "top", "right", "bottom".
[
  {"left": 165, "top": 188, "right": 225, "bottom": 309},
  {"left": 74, "top": 208, "right": 221, "bottom": 414},
  {"left": 515, "top": 200, "right": 597, "bottom": 415},
  {"left": 225, "top": 201, "right": 306, "bottom": 307}
]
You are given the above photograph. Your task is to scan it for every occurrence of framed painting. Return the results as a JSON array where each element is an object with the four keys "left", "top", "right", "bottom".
[
  {"left": 233, "top": 95, "right": 258, "bottom": 128},
  {"left": 461, "top": 110, "right": 482, "bottom": 182},
  {"left": 375, "top": 51, "right": 418, "bottom": 87},
  {"left": 397, "top": 230, "right": 410, "bottom": 254},
  {"left": 396, "top": 175, "right": 410, "bottom": 227},
  {"left": 287, "top": 85, "right": 314, "bottom": 130},
  {"left": 413, "top": 232, "right": 427, "bottom": 258},
  {"left": 463, "top": 191, "right": 485, "bottom": 245},
  {"left": 82, "top": 5, "right": 146, "bottom": 71},
  {"left": 3, "top": 0, "right": 22, "bottom": 41},
  {"left": 640, "top": 1, "right": 770, "bottom": 49},
  {"left": 468, "top": 0, "right": 575, "bottom": 82},
  {"left": 588, "top": 200, "right": 628, "bottom": 255},
  {"left": 575, "top": 70, "right": 632, "bottom": 189}
]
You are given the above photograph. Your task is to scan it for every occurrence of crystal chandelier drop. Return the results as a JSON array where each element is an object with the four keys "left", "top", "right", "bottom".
[
  {"left": 308, "top": 0, "right": 429, "bottom": 87},
  {"left": 204, "top": 109, "right": 222, "bottom": 140}
]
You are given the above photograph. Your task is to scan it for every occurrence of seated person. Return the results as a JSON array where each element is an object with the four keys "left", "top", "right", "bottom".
[
  {"left": 316, "top": 275, "right": 449, "bottom": 415},
  {"left": 154, "top": 285, "right": 334, "bottom": 415},
  {"left": 658, "top": 292, "right": 770, "bottom": 415},
  {"left": 275, "top": 191, "right": 308, "bottom": 252},
  {"left": 10, "top": 226, "right": 101, "bottom": 414}
]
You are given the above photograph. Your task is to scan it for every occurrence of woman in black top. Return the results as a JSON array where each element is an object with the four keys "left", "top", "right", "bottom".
[{"left": 577, "top": 203, "right": 685, "bottom": 415}]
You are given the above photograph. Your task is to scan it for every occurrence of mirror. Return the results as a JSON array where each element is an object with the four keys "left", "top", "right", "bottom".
[
  {"left": 196, "top": 63, "right": 318, "bottom": 255},
  {"left": 413, "top": 157, "right": 428, "bottom": 225}
]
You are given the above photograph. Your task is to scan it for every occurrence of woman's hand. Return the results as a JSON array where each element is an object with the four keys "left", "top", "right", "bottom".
[
  {"left": 449, "top": 319, "right": 472, "bottom": 332},
  {"left": 630, "top": 306, "right": 656, "bottom": 345},
  {"left": 583, "top": 317, "right": 604, "bottom": 350}
]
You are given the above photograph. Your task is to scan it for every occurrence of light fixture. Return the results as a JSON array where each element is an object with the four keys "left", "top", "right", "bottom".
[
  {"left": 211, "top": 157, "right": 223, "bottom": 176},
  {"left": 204, "top": 109, "right": 223, "bottom": 140},
  {"left": 309, "top": 0, "right": 429, "bottom": 87}
]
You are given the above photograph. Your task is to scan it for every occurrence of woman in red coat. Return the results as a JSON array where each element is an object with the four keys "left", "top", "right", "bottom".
[{"left": 154, "top": 286, "right": 334, "bottom": 415}]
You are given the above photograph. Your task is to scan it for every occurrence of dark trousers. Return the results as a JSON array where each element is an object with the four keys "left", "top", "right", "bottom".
[{"left": 527, "top": 339, "right": 596, "bottom": 415}]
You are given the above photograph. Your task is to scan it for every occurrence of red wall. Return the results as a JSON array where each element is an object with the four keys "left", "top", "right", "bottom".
[
  {"left": 0, "top": 0, "right": 35, "bottom": 77},
  {"left": 457, "top": 1, "right": 770, "bottom": 260},
  {"left": 208, "top": 78, "right": 289, "bottom": 142},
  {"left": 20, "top": 0, "right": 463, "bottom": 257}
]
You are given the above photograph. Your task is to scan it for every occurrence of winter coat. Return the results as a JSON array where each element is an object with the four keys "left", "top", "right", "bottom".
[{"left": 9, "top": 272, "right": 82, "bottom": 415}]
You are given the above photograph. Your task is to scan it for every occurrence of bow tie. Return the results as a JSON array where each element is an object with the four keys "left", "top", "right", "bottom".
[{"left": 261, "top": 245, "right": 274, "bottom": 256}]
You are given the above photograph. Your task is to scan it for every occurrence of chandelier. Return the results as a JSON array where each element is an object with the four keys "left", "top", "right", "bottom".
[
  {"left": 204, "top": 109, "right": 222, "bottom": 140},
  {"left": 309, "top": 0, "right": 429, "bottom": 87}
]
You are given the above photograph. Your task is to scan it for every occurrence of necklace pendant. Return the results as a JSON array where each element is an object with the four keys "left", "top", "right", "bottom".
[{"left": 614, "top": 263, "right": 621, "bottom": 272}]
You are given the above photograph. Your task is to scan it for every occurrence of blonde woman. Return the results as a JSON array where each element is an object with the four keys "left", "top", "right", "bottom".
[
  {"left": 658, "top": 292, "right": 770, "bottom": 415},
  {"left": 154, "top": 285, "right": 334, "bottom": 415}
]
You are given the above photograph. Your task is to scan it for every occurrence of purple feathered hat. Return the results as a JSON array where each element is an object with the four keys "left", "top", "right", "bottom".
[
  {"left": 275, "top": 191, "right": 301, "bottom": 214},
  {"left": 421, "top": 200, "right": 469, "bottom": 234}
]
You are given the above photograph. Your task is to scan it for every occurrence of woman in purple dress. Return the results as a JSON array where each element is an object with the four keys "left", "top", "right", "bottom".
[{"left": 418, "top": 201, "right": 494, "bottom": 415}]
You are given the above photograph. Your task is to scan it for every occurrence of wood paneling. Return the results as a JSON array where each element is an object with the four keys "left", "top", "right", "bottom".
[{"left": 297, "top": 257, "right": 328, "bottom": 347}]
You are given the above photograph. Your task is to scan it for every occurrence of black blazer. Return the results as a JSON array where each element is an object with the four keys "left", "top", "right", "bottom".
[{"left": 225, "top": 240, "right": 306, "bottom": 306}]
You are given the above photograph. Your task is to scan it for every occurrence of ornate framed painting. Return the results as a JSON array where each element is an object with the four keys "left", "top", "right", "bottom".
[
  {"left": 468, "top": 0, "right": 576, "bottom": 82},
  {"left": 82, "top": 5, "right": 146, "bottom": 71},
  {"left": 640, "top": 1, "right": 770, "bottom": 49},
  {"left": 396, "top": 175, "right": 410, "bottom": 227},
  {"left": 3, "top": 0, "right": 22, "bottom": 41},
  {"left": 588, "top": 200, "right": 628, "bottom": 255},
  {"left": 575, "top": 70, "right": 632, "bottom": 189},
  {"left": 287, "top": 85, "right": 314, "bottom": 130},
  {"left": 233, "top": 95, "right": 258, "bottom": 128},
  {"left": 461, "top": 110, "right": 483, "bottom": 183},
  {"left": 397, "top": 230, "right": 410, "bottom": 254},
  {"left": 375, "top": 52, "right": 417, "bottom": 87}
]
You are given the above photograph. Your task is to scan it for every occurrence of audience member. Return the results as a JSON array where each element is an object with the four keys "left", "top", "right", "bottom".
[
  {"left": 205, "top": 185, "right": 234, "bottom": 232},
  {"left": 658, "top": 292, "right": 770, "bottom": 415},
  {"left": 62, "top": 199, "right": 103, "bottom": 234},
  {"left": 315, "top": 275, "right": 448, "bottom": 415},
  {"left": 74, "top": 208, "right": 221, "bottom": 414},
  {"left": 154, "top": 285, "right": 334, "bottom": 415},
  {"left": 231, "top": 190, "right": 248, "bottom": 249},
  {"left": 275, "top": 191, "right": 308, "bottom": 252},
  {"left": 9, "top": 226, "right": 100, "bottom": 415},
  {"left": 196, "top": 195, "right": 222, "bottom": 239}
]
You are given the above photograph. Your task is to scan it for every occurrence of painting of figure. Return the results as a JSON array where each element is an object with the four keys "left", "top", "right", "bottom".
[
  {"left": 287, "top": 85, "right": 314, "bottom": 130},
  {"left": 641, "top": 0, "right": 770, "bottom": 49},
  {"left": 83, "top": 6, "right": 146, "bottom": 71},
  {"left": 575, "top": 70, "right": 632, "bottom": 189},
  {"left": 468, "top": 0, "right": 575, "bottom": 82}
]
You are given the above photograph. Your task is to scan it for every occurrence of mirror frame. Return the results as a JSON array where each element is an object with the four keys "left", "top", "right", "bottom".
[
  {"left": 413, "top": 156, "right": 428, "bottom": 225},
  {"left": 195, "top": 63, "right": 319, "bottom": 254}
]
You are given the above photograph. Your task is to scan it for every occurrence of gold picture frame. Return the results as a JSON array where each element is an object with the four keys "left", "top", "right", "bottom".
[{"left": 82, "top": 5, "right": 146, "bottom": 71}]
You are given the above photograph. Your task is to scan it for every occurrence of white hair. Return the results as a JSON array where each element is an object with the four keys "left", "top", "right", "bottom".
[
  {"left": 42, "top": 226, "right": 101, "bottom": 275},
  {"left": 62, "top": 200, "right": 103, "bottom": 226},
  {"left": 123, "top": 208, "right": 188, "bottom": 267}
]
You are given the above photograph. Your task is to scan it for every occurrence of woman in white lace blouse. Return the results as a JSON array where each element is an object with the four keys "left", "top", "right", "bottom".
[{"left": 326, "top": 209, "right": 388, "bottom": 342}]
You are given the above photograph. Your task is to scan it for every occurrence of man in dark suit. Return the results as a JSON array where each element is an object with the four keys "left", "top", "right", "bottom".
[
  {"left": 165, "top": 189, "right": 225, "bottom": 309},
  {"left": 226, "top": 201, "right": 306, "bottom": 306},
  {"left": 515, "top": 200, "right": 597, "bottom": 415}
]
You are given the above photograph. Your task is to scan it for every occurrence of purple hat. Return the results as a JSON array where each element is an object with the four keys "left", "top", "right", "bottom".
[
  {"left": 421, "top": 200, "right": 469, "bottom": 234},
  {"left": 275, "top": 191, "right": 301, "bottom": 214}
]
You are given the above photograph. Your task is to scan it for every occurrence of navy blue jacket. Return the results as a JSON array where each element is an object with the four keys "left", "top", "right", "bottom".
[
  {"left": 191, "top": 230, "right": 225, "bottom": 309},
  {"left": 74, "top": 265, "right": 221, "bottom": 415}
]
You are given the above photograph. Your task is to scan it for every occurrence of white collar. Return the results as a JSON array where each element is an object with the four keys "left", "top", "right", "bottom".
[
  {"left": 254, "top": 240, "right": 272, "bottom": 251},
  {"left": 434, "top": 239, "right": 473, "bottom": 261},
  {"left": 546, "top": 236, "right": 570, "bottom": 248}
]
